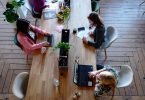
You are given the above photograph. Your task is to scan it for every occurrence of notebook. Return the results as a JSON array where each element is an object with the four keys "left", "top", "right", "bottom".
[
  {"left": 77, "top": 27, "right": 94, "bottom": 42},
  {"left": 73, "top": 62, "right": 94, "bottom": 86}
]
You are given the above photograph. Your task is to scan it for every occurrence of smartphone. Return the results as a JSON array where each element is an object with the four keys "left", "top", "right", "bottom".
[
  {"left": 47, "top": 35, "right": 54, "bottom": 46},
  {"left": 78, "top": 27, "right": 85, "bottom": 32},
  {"left": 61, "top": 29, "right": 70, "bottom": 42}
]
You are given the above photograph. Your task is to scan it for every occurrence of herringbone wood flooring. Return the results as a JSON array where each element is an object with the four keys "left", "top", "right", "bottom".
[{"left": 1, "top": 0, "right": 145, "bottom": 100}]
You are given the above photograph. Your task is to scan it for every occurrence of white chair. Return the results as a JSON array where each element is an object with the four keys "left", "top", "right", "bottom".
[
  {"left": 16, "top": 0, "right": 32, "bottom": 18},
  {"left": 17, "top": 0, "right": 39, "bottom": 25},
  {"left": 91, "top": 0, "right": 101, "bottom": 14},
  {"left": 100, "top": 26, "right": 118, "bottom": 58},
  {"left": 12, "top": 72, "right": 29, "bottom": 99},
  {"left": 116, "top": 65, "right": 133, "bottom": 88}
]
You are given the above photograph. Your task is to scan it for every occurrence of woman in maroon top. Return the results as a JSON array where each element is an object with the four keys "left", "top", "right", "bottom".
[{"left": 29, "top": 0, "right": 49, "bottom": 18}]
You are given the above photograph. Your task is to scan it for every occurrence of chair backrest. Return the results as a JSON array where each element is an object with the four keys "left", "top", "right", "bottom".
[
  {"left": 14, "top": 33, "right": 23, "bottom": 49},
  {"left": 100, "top": 26, "right": 118, "bottom": 49},
  {"left": 16, "top": 0, "right": 32, "bottom": 18},
  {"left": 116, "top": 65, "right": 133, "bottom": 88},
  {"left": 12, "top": 72, "right": 29, "bottom": 99},
  {"left": 91, "top": 0, "right": 100, "bottom": 12}
]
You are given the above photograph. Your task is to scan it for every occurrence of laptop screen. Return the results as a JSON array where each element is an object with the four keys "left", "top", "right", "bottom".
[{"left": 43, "top": 9, "right": 56, "bottom": 20}]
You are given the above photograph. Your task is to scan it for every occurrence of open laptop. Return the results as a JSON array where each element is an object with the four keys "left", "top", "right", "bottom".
[
  {"left": 43, "top": 9, "right": 56, "bottom": 20},
  {"left": 73, "top": 61, "right": 94, "bottom": 86}
]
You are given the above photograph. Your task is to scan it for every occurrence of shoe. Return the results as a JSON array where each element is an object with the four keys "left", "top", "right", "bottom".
[{"left": 52, "top": 0, "right": 58, "bottom": 3}]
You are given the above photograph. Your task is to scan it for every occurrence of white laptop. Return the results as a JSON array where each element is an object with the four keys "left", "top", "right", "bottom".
[{"left": 43, "top": 9, "right": 56, "bottom": 20}]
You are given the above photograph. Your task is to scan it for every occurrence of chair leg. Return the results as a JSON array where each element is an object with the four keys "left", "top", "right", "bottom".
[
  {"left": 139, "top": 1, "right": 145, "bottom": 6},
  {"left": 26, "top": 55, "right": 28, "bottom": 63},
  {"left": 143, "top": 11, "right": 145, "bottom": 15},
  {"left": 35, "top": 19, "right": 38, "bottom": 26},
  {"left": 98, "top": 8, "right": 100, "bottom": 14},
  {"left": 104, "top": 49, "right": 107, "bottom": 59}
]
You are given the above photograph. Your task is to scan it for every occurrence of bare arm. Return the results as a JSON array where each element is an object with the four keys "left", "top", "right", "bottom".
[
  {"left": 30, "top": 24, "right": 51, "bottom": 36},
  {"left": 89, "top": 68, "right": 107, "bottom": 78}
]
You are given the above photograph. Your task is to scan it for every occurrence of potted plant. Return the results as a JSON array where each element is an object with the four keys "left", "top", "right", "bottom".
[
  {"left": 55, "top": 42, "right": 71, "bottom": 55},
  {"left": 56, "top": 6, "right": 70, "bottom": 24},
  {"left": 55, "top": 42, "right": 71, "bottom": 67},
  {"left": 3, "top": 0, "right": 24, "bottom": 23}
]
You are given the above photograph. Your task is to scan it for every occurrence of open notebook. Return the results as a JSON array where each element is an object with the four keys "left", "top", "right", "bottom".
[{"left": 77, "top": 27, "right": 94, "bottom": 42}]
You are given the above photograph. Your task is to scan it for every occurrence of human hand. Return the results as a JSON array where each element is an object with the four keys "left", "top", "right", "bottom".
[
  {"left": 89, "top": 32, "right": 94, "bottom": 38},
  {"left": 88, "top": 71, "right": 96, "bottom": 78},
  {"left": 43, "top": 41, "right": 50, "bottom": 47},
  {"left": 45, "top": 32, "right": 52, "bottom": 36},
  {"left": 59, "top": 1, "right": 63, "bottom": 9},
  {"left": 82, "top": 37, "right": 88, "bottom": 44}
]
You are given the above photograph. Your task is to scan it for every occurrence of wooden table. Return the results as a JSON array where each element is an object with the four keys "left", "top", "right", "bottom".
[{"left": 25, "top": 0, "right": 96, "bottom": 100}]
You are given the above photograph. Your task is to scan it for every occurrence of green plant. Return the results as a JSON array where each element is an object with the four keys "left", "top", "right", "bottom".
[
  {"left": 3, "top": 0, "right": 24, "bottom": 23},
  {"left": 56, "top": 6, "right": 70, "bottom": 21},
  {"left": 54, "top": 42, "right": 71, "bottom": 52}
]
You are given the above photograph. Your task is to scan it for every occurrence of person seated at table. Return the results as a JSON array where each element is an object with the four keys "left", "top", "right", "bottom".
[
  {"left": 64, "top": 0, "right": 70, "bottom": 7},
  {"left": 16, "top": 19, "right": 51, "bottom": 55},
  {"left": 29, "top": 0, "right": 49, "bottom": 18},
  {"left": 89, "top": 64, "right": 118, "bottom": 98},
  {"left": 82, "top": 12, "right": 105, "bottom": 49}
]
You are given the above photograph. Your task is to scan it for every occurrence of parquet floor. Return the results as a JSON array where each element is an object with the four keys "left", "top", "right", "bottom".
[{"left": 1, "top": 0, "right": 145, "bottom": 100}]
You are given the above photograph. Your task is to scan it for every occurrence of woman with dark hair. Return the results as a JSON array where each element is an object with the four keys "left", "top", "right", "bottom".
[
  {"left": 82, "top": 12, "right": 105, "bottom": 49},
  {"left": 16, "top": 19, "right": 51, "bottom": 54}
]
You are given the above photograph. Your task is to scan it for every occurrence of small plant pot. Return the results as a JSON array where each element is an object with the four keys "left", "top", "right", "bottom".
[
  {"left": 4, "top": 11, "right": 19, "bottom": 23},
  {"left": 57, "top": 18, "right": 64, "bottom": 24},
  {"left": 58, "top": 29, "right": 70, "bottom": 68},
  {"left": 58, "top": 49, "right": 68, "bottom": 66}
]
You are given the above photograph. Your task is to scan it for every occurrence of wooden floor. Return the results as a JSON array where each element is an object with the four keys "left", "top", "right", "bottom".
[{"left": 0, "top": 0, "right": 145, "bottom": 100}]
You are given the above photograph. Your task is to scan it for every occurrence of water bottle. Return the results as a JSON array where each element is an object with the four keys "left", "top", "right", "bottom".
[{"left": 53, "top": 78, "right": 59, "bottom": 87}]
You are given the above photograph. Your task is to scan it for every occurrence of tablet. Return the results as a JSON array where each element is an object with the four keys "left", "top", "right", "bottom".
[{"left": 47, "top": 35, "right": 54, "bottom": 46}]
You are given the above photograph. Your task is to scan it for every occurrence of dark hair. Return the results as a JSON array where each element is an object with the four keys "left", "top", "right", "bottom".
[
  {"left": 88, "top": 12, "right": 104, "bottom": 28},
  {"left": 16, "top": 19, "right": 30, "bottom": 34}
]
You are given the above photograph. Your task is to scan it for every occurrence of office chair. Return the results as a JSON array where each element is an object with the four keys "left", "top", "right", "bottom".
[
  {"left": 100, "top": 26, "right": 118, "bottom": 58},
  {"left": 91, "top": 0, "right": 100, "bottom": 13},
  {"left": 12, "top": 72, "right": 29, "bottom": 99},
  {"left": 139, "top": 0, "right": 145, "bottom": 6},
  {"left": 139, "top": 0, "right": 145, "bottom": 15},
  {"left": 14, "top": 33, "right": 29, "bottom": 62},
  {"left": 116, "top": 65, "right": 133, "bottom": 88},
  {"left": 17, "top": 0, "right": 38, "bottom": 26}
]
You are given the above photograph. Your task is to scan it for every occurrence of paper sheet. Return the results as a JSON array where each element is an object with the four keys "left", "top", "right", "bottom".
[{"left": 77, "top": 27, "right": 94, "bottom": 42}]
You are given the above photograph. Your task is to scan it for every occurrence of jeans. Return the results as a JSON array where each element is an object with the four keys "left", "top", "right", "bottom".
[{"left": 96, "top": 64, "right": 104, "bottom": 70}]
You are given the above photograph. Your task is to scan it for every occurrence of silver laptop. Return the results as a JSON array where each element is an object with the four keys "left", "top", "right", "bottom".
[{"left": 43, "top": 9, "right": 56, "bottom": 20}]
